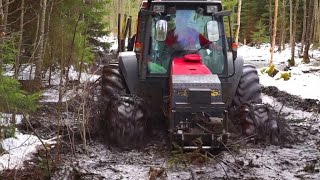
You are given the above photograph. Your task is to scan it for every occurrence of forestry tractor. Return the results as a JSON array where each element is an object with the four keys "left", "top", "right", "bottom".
[{"left": 100, "top": 0, "right": 279, "bottom": 149}]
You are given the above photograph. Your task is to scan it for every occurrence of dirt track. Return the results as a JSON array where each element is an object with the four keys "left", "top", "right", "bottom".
[{"left": 13, "top": 84, "right": 318, "bottom": 180}]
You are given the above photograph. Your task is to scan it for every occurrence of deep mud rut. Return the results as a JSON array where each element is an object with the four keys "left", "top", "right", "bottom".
[{"left": 22, "top": 84, "right": 317, "bottom": 180}]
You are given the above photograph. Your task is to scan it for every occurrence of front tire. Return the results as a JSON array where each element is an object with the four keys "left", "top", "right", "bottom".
[{"left": 100, "top": 63, "right": 146, "bottom": 147}]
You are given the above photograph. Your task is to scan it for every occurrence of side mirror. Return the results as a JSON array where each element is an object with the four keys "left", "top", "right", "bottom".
[
  {"left": 155, "top": 20, "right": 167, "bottom": 41},
  {"left": 206, "top": 20, "right": 219, "bottom": 42}
]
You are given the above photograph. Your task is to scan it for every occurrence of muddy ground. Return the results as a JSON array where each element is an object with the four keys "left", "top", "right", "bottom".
[
  {"left": 2, "top": 51, "right": 320, "bottom": 179},
  {"left": 2, "top": 81, "right": 318, "bottom": 180}
]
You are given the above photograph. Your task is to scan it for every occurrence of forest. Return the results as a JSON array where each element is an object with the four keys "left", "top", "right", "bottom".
[{"left": 0, "top": 0, "right": 320, "bottom": 179}]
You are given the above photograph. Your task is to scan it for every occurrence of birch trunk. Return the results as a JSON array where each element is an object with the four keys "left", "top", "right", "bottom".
[{"left": 235, "top": 0, "right": 242, "bottom": 43}]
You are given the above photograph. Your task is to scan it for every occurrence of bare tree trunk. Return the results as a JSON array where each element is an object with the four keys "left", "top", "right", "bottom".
[
  {"left": 289, "top": 0, "right": 293, "bottom": 47},
  {"left": 34, "top": 0, "right": 47, "bottom": 86},
  {"left": 269, "top": 0, "right": 273, "bottom": 43},
  {"left": 30, "top": 13, "right": 40, "bottom": 80},
  {"left": 0, "top": 0, "right": 3, "bottom": 27},
  {"left": 270, "top": 0, "right": 279, "bottom": 65},
  {"left": 46, "top": 0, "right": 54, "bottom": 86},
  {"left": 235, "top": 0, "right": 242, "bottom": 43},
  {"left": 66, "top": 15, "right": 81, "bottom": 82},
  {"left": 3, "top": 0, "right": 8, "bottom": 31},
  {"left": 313, "top": 0, "right": 319, "bottom": 44},
  {"left": 58, "top": 17, "right": 64, "bottom": 103},
  {"left": 279, "top": 0, "right": 286, "bottom": 52},
  {"left": 15, "top": 0, "right": 24, "bottom": 78},
  {"left": 300, "top": 0, "right": 307, "bottom": 55},
  {"left": 303, "top": 0, "right": 314, "bottom": 63},
  {"left": 289, "top": 0, "right": 299, "bottom": 66}
]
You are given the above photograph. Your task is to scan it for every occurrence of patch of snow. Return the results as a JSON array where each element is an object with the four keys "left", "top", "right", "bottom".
[
  {"left": 40, "top": 89, "right": 80, "bottom": 103},
  {"left": 0, "top": 132, "right": 56, "bottom": 171},
  {"left": 259, "top": 72, "right": 320, "bottom": 100},
  {"left": 239, "top": 44, "right": 320, "bottom": 101},
  {"left": 3, "top": 64, "right": 35, "bottom": 80},
  {"left": 0, "top": 114, "right": 23, "bottom": 125},
  {"left": 97, "top": 34, "right": 118, "bottom": 53}
]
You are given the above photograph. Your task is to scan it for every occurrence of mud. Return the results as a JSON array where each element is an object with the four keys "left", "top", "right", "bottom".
[
  {"left": 52, "top": 86, "right": 320, "bottom": 179},
  {"left": 5, "top": 79, "right": 320, "bottom": 179},
  {"left": 262, "top": 86, "right": 320, "bottom": 113}
]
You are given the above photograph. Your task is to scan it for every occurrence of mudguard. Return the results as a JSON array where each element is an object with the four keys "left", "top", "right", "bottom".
[{"left": 118, "top": 52, "right": 139, "bottom": 94}]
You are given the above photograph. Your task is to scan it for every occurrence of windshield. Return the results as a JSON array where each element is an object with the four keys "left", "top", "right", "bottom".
[{"left": 149, "top": 6, "right": 224, "bottom": 74}]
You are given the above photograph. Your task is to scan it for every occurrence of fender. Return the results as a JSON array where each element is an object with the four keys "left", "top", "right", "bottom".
[{"left": 118, "top": 52, "right": 139, "bottom": 94}]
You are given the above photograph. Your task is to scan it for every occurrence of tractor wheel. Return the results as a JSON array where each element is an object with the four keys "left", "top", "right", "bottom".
[
  {"left": 232, "top": 65, "right": 279, "bottom": 144},
  {"left": 232, "top": 64, "right": 262, "bottom": 135},
  {"left": 104, "top": 95, "right": 147, "bottom": 147},
  {"left": 100, "top": 63, "right": 147, "bottom": 147},
  {"left": 101, "top": 63, "right": 126, "bottom": 102},
  {"left": 233, "top": 64, "right": 262, "bottom": 106}
]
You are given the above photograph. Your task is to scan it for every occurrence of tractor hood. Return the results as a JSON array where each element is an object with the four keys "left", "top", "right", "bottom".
[
  {"left": 170, "top": 54, "right": 224, "bottom": 111},
  {"left": 171, "top": 54, "right": 211, "bottom": 75}
]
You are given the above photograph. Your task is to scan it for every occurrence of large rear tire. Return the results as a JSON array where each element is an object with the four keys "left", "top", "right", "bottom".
[
  {"left": 233, "top": 64, "right": 262, "bottom": 107},
  {"left": 232, "top": 65, "right": 278, "bottom": 143},
  {"left": 100, "top": 63, "right": 146, "bottom": 147}
]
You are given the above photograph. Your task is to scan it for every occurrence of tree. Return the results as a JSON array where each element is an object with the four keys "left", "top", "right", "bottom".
[
  {"left": 313, "top": 0, "right": 320, "bottom": 44},
  {"left": 235, "top": 0, "right": 242, "bottom": 43},
  {"left": 300, "top": 0, "right": 307, "bottom": 54},
  {"left": 15, "top": 0, "right": 24, "bottom": 78},
  {"left": 251, "top": 19, "right": 269, "bottom": 48},
  {"left": 289, "top": 0, "right": 299, "bottom": 66},
  {"left": 270, "top": 0, "right": 279, "bottom": 65},
  {"left": 34, "top": 0, "right": 47, "bottom": 86},
  {"left": 278, "top": 0, "right": 287, "bottom": 52},
  {"left": 303, "top": 0, "right": 314, "bottom": 63}
]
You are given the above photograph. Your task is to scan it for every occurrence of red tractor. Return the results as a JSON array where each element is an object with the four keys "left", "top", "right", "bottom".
[{"left": 100, "top": 0, "right": 278, "bottom": 149}]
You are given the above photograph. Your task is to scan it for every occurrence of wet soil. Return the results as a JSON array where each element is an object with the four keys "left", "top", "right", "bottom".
[
  {"left": 3, "top": 62, "right": 320, "bottom": 180},
  {"left": 6, "top": 83, "right": 319, "bottom": 180},
  {"left": 262, "top": 86, "right": 320, "bottom": 113}
]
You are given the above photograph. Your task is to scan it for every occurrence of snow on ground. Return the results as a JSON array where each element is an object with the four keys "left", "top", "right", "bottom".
[
  {"left": 41, "top": 66, "right": 99, "bottom": 103},
  {"left": 0, "top": 114, "right": 23, "bottom": 125},
  {"left": 0, "top": 132, "right": 56, "bottom": 171},
  {"left": 239, "top": 44, "right": 320, "bottom": 101},
  {"left": 0, "top": 114, "right": 56, "bottom": 171},
  {"left": 97, "top": 34, "right": 119, "bottom": 53}
]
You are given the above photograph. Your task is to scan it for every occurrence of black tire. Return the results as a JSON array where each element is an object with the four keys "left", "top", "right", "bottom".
[
  {"left": 232, "top": 65, "right": 279, "bottom": 144},
  {"left": 233, "top": 64, "right": 262, "bottom": 107},
  {"left": 100, "top": 63, "right": 146, "bottom": 147},
  {"left": 101, "top": 63, "right": 126, "bottom": 102},
  {"left": 231, "top": 64, "right": 262, "bottom": 136},
  {"left": 104, "top": 95, "right": 147, "bottom": 147}
]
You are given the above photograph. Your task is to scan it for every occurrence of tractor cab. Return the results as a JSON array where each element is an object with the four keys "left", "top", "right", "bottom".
[{"left": 134, "top": 0, "right": 237, "bottom": 79}]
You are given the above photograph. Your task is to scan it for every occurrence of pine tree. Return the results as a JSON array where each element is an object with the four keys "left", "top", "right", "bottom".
[{"left": 251, "top": 20, "right": 269, "bottom": 48}]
